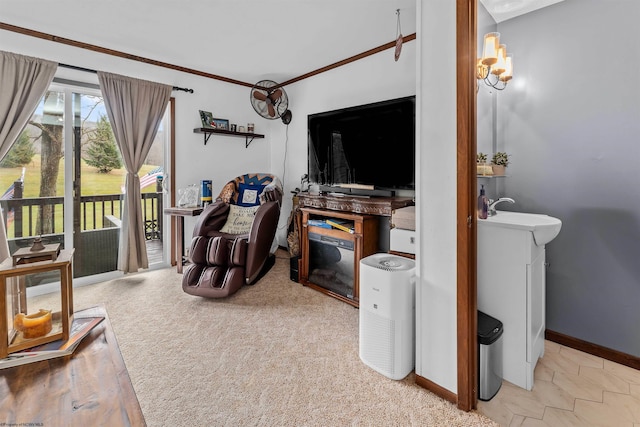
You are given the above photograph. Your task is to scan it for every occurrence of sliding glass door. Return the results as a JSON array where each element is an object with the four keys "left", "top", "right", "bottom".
[
  {"left": 0, "top": 80, "right": 168, "bottom": 287},
  {"left": 67, "top": 88, "right": 123, "bottom": 277}
]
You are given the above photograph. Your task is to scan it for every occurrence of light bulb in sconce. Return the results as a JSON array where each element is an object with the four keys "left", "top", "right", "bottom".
[
  {"left": 491, "top": 44, "right": 507, "bottom": 76},
  {"left": 500, "top": 54, "right": 513, "bottom": 83},
  {"left": 481, "top": 32, "right": 500, "bottom": 65}
]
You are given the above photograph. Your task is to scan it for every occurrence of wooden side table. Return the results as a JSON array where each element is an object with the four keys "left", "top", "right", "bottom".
[{"left": 164, "top": 206, "right": 203, "bottom": 273}]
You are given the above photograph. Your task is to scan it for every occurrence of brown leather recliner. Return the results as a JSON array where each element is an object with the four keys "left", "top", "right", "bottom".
[{"left": 182, "top": 173, "right": 283, "bottom": 298}]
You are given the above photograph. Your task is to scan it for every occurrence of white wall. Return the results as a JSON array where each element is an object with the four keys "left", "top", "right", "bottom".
[
  {"left": 414, "top": 0, "right": 458, "bottom": 393},
  {"left": 270, "top": 45, "right": 416, "bottom": 246}
]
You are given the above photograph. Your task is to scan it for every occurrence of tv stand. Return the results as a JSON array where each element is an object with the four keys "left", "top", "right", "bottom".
[
  {"left": 298, "top": 192, "right": 413, "bottom": 216},
  {"left": 296, "top": 192, "right": 414, "bottom": 306}
]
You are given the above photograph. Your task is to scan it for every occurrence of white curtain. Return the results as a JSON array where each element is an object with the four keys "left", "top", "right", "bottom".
[
  {"left": 0, "top": 51, "right": 57, "bottom": 262},
  {"left": 97, "top": 72, "right": 171, "bottom": 273}
]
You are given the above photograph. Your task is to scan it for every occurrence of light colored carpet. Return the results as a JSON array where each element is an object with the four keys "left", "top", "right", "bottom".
[{"left": 35, "top": 250, "right": 498, "bottom": 427}]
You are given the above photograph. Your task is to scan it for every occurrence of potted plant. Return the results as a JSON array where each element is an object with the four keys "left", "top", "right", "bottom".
[
  {"left": 476, "top": 152, "right": 492, "bottom": 175},
  {"left": 491, "top": 152, "right": 510, "bottom": 176}
]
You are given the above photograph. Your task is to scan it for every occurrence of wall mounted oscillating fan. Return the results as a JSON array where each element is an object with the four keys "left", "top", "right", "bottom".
[{"left": 250, "top": 80, "right": 292, "bottom": 124}]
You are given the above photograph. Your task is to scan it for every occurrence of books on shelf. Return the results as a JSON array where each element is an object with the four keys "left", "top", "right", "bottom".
[
  {"left": 307, "top": 219, "right": 332, "bottom": 229},
  {"left": 307, "top": 217, "right": 355, "bottom": 233},
  {"left": 0, "top": 315, "right": 104, "bottom": 370},
  {"left": 325, "top": 219, "right": 355, "bottom": 234}
]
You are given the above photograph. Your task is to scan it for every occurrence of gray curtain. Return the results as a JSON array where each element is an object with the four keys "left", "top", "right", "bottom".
[
  {"left": 0, "top": 51, "right": 57, "bottom": 262},
  {"left": 97, "top": 72, "right": 171, "bottom": 273}
]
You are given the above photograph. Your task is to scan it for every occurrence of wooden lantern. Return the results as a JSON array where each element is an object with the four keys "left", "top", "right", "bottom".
[{"left": 0, "top": 245, "right": 74, "bottom": 358}]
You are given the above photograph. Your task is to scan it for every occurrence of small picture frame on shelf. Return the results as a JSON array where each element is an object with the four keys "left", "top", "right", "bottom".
[
  {"left": 199, "top": 110, "right": 214, "bottom": 128},
  {"left": 211, "top": 118, "right": 229, "bottom": 130}
]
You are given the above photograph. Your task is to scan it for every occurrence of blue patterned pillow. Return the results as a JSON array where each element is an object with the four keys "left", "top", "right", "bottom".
[{"left": 237, "top": 183, "right": 264, "bottom": 207}]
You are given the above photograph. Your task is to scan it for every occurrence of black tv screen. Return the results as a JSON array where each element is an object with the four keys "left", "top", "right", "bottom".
[{"left": 307, "top": 96, "right": 415, "bottom": 192}]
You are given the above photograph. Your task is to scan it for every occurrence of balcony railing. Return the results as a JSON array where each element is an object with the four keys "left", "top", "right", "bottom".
[
  {"left": 0, "top": 192, "right": 163, "bottom": 241},
  {"left": 0, "top": 179, "right": 164, "bottom": 277}
]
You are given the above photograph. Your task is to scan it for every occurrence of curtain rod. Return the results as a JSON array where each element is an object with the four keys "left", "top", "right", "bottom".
[{"left": 59, "top": 63, "right": 194, "bottom": 93}]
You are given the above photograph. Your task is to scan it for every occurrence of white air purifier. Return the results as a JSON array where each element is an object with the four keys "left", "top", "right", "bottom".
[{"left": 359, "top": 253, "right": 416, "bottom": 380}]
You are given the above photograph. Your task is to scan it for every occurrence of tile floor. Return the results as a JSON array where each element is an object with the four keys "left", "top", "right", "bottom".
[{"left": 477, "top": 340, "right": 640, "bottom": 426}]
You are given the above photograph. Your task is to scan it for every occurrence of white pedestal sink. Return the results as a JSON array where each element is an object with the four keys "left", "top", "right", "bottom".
[
  {"left": 477, "top": 211, "right": 562, "bottom": 390},
  {"left": 479, "top": 211, "right": 562, "bottom": 246}
]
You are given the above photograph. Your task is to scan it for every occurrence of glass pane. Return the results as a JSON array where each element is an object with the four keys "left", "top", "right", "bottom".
[
  {"left": 13, "top": 269, "right": 63, "bottom": 345},
  {"left": 0, "top": 90, "right": 65, "bottom": 289},
  {"left": 75, "top": 93, "right": 166, "bottom": 274},
  {"left": 1, "top": 83, "right": 168, "bottom": 287},
  {"left": 5, "top": 277, "right": 17, "bottom": 346},
  {"left": 74, "top": 93, "right": 122, "bottom": 277},
  {"left": 141, "top": 113, "right": 166, "bottom": 264}
]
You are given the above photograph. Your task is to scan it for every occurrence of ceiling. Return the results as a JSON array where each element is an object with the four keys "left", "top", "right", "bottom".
[
  {"left": 0, "top": 0, "right": 415, "bottom": 85},
  {"left": 480, "top": 0, "right": 564, "bottom": 23},
  {"left": 1, "top": 1, "right": 561, "bottom": 86}
]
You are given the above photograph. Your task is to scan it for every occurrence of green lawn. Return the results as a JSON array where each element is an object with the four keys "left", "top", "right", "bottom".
[
  {"left": 0, "top": 155, "right": 160, "bottom": 197},
  {"left": 1, "top": 155, "right": 162, "bottom": 237}
]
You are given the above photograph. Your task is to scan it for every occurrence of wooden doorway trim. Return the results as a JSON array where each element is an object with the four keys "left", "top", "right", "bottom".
[{"left": 456, "top": 0, "right": 478, "bottom": 411}]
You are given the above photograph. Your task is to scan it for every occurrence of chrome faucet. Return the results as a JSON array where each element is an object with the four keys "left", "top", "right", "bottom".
[{"left": 488, "top": 197, "right": 515, "bottom": 216}]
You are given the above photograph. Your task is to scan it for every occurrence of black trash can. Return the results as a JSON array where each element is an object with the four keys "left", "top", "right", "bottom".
[{"left": 478, "top": 310, "right": 504, "bottom": 401}]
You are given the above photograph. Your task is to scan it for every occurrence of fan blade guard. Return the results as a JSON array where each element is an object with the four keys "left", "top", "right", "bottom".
[{"left": 250, "top": 80, "right": 289, "bottom": 120}]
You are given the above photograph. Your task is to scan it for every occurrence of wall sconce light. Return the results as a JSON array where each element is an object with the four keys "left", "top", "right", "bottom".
[{"left": 477, "top": 32, "right": 513, "bottom": 91}]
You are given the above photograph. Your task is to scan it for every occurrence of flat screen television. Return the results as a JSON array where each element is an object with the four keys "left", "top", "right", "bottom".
[{"left": 307, "top": 96, "right": 415, "bottom": 196}]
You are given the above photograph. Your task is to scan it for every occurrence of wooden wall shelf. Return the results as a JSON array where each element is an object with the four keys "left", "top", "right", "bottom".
[{"left": 193, "top": 127, "right": 265, "bottom": 148}]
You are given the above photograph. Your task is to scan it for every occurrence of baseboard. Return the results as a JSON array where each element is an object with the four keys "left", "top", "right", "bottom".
[
  {"left": 545, "top": 329, "right": 640, "bottom": 370},
  {"left": 415, "top": 374, "right": 457, "bottom": 405}
]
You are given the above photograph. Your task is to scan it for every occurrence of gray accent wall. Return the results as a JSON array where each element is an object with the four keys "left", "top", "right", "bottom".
[
  {"left": 477, "top": 4, "right": 497, "bottom": 157},
  {"left": 494, "top": 0, "right": 640, "bottom": 356},
  {"left": 477, "top": 3, "right": 499, "bottom": 200}
]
